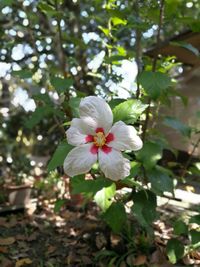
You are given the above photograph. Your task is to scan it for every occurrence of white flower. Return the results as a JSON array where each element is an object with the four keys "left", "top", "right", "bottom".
[{"left": 64, "top": 96, "right": 143, "bottom": 181}]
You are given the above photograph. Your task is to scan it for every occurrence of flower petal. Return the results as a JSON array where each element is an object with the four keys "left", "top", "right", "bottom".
[
  {"left": 79, "top": 96, "right": 113, "bottom": 134},
  {"left": 98, "top": 148, "right": 130, "bottom": 181},
  {"left": 66, "top": 126, "right": 88, "bottom": 146},
  {"left": 71, "top": 118, "right": 95, "bottom": 135},
  {"left": 109, "top": 121, "right": 143, "bottom": 151},
  {"left": 63, "top": 144, "right": 97, "bottom": 177}
]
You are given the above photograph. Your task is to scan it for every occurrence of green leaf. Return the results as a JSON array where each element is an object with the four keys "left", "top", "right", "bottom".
[
  {"left": 138, "top": 71, "right": 171, "bottom": 99},
  {"left": 24, "top": 106, "right": 53, "bottom": 129},
  {"left": 54, "top": 199, "right": 66, "bottom": 213},
  {"left": 12, "top": 70, "right": 33, "bottom": 79},
  {"left": 171, "top": 41, "right": 199, "bottom": 57},
  {"left": 148, "top": 167, "right": 174, "bottom": 195},
  {"left": 136, "top": 141, "right": 163, "bottom": 170},
  {"left": 111, "top": 17, "right": 127, "bottom": 26},
  {"left": 104, "top": 55, "right": 126, "bottom": 64},
  {"left": 50, "top": 76, "right": 73, "bottom": 94},
  {"left": 163, "top": 116, "right": 191, "bottom": 137},
  {"left": 166, "top": 238, "right": 184, "bottom": 264},
  {"left": 113, "top": 99, "right": 147, "bottom": 124},
  {"left": 68, "top": 97, "right": 81, "bottom": 117},
  {"left": 71, "top": 176, "right": 112, "bottom": 195},
  {"left": 132, "top": 190, "right": 157, "bottom": 227},
  {"left": 94, "top": 183, "right": 116, "bottom": 211},
  {"left": 173, "top": 220, "right": 188, "bottom": 235},
  {"left": 98, "top": 26, "right": 110, "bottom": 37},
  {"left": 190, "top": 230, "right": 200, "bottom": 245},
  {"left": 47, "top": 140, "right": 73, "bottom": 171},
  {"left": 0, "top": 0, "right": 14, "bottom": 7},
  {"left": 189, "top": 215, "right": 200, "bottom": 225},
  {"left": 103, "top": 202, "right": 127, "bottom": 233},
  {"left": 33, "top": 93, "right": 53, "bottom": 106}
]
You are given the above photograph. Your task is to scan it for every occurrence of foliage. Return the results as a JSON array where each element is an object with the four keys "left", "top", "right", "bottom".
[{"left": 0, "top": 0, "right": 200, "bottom": 265}]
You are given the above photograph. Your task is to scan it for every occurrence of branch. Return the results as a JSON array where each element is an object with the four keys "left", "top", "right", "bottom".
[
  {"left": 142, "top": 0, "right": 165, "bottom": 141},
  {"left": 181, "top": 136, "right": 200, "bottom": 179}
]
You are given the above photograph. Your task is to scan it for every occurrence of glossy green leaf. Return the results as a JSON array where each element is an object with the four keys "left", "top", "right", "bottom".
[
  {"left": 166, "top": 238, "right": 184, "bottom": 264},
  {"left": 190, "top": 230, "right": 200, "bottom": 245},
  {"left": 163, "top": 116, "right": 191, "bottom": 137},
  {"left": 132, "top": 190, "right": 157, "bottom": 227},
  {"left": 71, "top": 176, "right": 112, "bottom": 195},
  {"left": 171, "top": 41, "right": 199, "bottom": 57},
  {"left": 173, "top": 220, "right": 188, "bottom": 235},
  {"left": 103, "top": 202, "right": 127, "bottom": 233},
  {"left": 113, "top": 99, "right": 147, "bottom": 124},
  {"left": 94, "top": 183, "right": 116, "bottom": 211},
  {"left": 54, "top": 199, "right": 66, "bottom": 213},
  {"left": 111, "top": 17, "right": 127, "bottom": 26},
  {"left": 136, "top": 141, "right": 163, "bottom": 170},
  {"left": 138, "top": 71, "right": 171, "bottom": 99},
  {"left": 51, "top": 76, "right": 73, "bottom": 94},
  {"left": 12, "top": 70, "right": 33, "bottom": 79},
  {"left": 24, "top": 106, "right": 53, "bottom": 129},
  {"left": 148, "top": 167, "right": 174, "bottom": 195},
  {"left": 47, "top": 140, "right": 73, "bottom": 171},
  {"left": 189, "top": 215, "right": 200, "bottom": 225}
]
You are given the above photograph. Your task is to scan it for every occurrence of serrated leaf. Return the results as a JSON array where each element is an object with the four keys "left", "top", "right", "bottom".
[
  {"left": 50, "top": 76, "right": 73, "bottom": 94},
  {"left": 189, "top": 215, "right": 200, "bottom": 225},
  {"left": 190, "top": 230, "right": 200, "bottom": 244},
  {"left": 103, "top": 202, "right": 127, "bottom": 233},
  {"left": 136, "top": 141, "right": 163, "bottom": 170},
  {"left": 54, "top": 199, "right": 66, "bottom": 213},
  {"left": 94, "top": 183, "right": 116, "bottom": 211},
  {"left": 132, "top": 190, "right": 157, "bottom": 227},
  {"left": 163, "top": 116, "right": 191, "bottom": 137},
  {"left": 71, "top": 176, "right": 112, "bottom": 195},
  {"left": 24, "top": 106, "right": 53, "bottom": 129},
  {"left": 173, "top": 220, "right": 188, "bottom": 235},
  {"left": 113, "top": 99, "right": 147, "bottom": 124},
  {"left": 47, "top": 140, "right": 73, "bottom": 171},
  {"left": 148, "top": 167, "right": 174, "bottom": 195},
  {"left": 166, "top": 238, "right": 184, "bottom": 264},
  {"left": 138, "top": 71, "right": 171, "bottom": 99}
]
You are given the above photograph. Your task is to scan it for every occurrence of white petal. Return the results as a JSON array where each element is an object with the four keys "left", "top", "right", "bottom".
[
  {"left": 109, "top": 121, "right": 143, "bottom": 151},
  {"left": 71, "top": 118, "right": 95, "bottom": 135},
  {"left": 98, "top": 148, "right": 130, "bottom": 181},
  {"left": 64, "top": 144, "right": 97, "bottom": 177},
  {"left": 79, "top": 96, "right": 113, "bottom": 134},
  {"left": 66, "top": 126, "right": 88, "bottom": 146}
]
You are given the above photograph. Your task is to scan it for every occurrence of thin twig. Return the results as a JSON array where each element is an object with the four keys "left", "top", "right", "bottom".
[
  {"left": 134, "top": 0, "right": 142, "bottom": 99},
  {"left": 181, "top": 136, "right": 200, "bottom": 179},
  {"left": 142, "top": 0, "right": 165, "bottom": 141},
  {"left": 55, "top": 0, "right": 67, "bottom": 78}
]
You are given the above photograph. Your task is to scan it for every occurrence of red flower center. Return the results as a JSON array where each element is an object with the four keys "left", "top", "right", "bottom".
[{"left": 85, "top": 128, "right": 114, "bottom": 154}]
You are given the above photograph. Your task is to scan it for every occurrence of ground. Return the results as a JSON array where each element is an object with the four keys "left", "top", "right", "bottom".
[{"left": 0, "top": 186, "right": 200, "bottom": 267}]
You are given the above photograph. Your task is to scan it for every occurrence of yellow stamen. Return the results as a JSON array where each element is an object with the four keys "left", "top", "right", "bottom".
[{"left": 93, "top": 132, "right": 106, "bottom": 147}]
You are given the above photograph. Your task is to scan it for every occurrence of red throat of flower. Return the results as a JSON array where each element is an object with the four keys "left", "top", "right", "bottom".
[{"left": 86, "top": 128, "right": 114, "bottom": 154}]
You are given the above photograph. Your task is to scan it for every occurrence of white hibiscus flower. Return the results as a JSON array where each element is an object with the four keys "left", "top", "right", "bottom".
[{"left": 64, "top": 96, "right": 143, "bottom": 181}]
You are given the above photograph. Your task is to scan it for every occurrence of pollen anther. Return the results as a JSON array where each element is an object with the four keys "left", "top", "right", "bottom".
[{"left": 93, "top": 132, "right": 106, "bottom": 147}]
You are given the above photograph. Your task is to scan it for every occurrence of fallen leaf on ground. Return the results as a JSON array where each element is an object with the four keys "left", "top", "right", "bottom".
[
  {"left": 0, "top": 256, "right": 13, "bottom": 267},
  {"left": 0, "top": 246, "right": 8, "bottom": 253},
  {"left": 47, "top": 245, "right": 56, "bottom": 254},
  {"left": 15, "top": 258, "right": 32, "bottom": 267},
  {"left": 133, "top": 255, "right": 147, "bottom": 265},
  {"left": 0, "top": 237, "right": 15, "bottom": 246}
]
